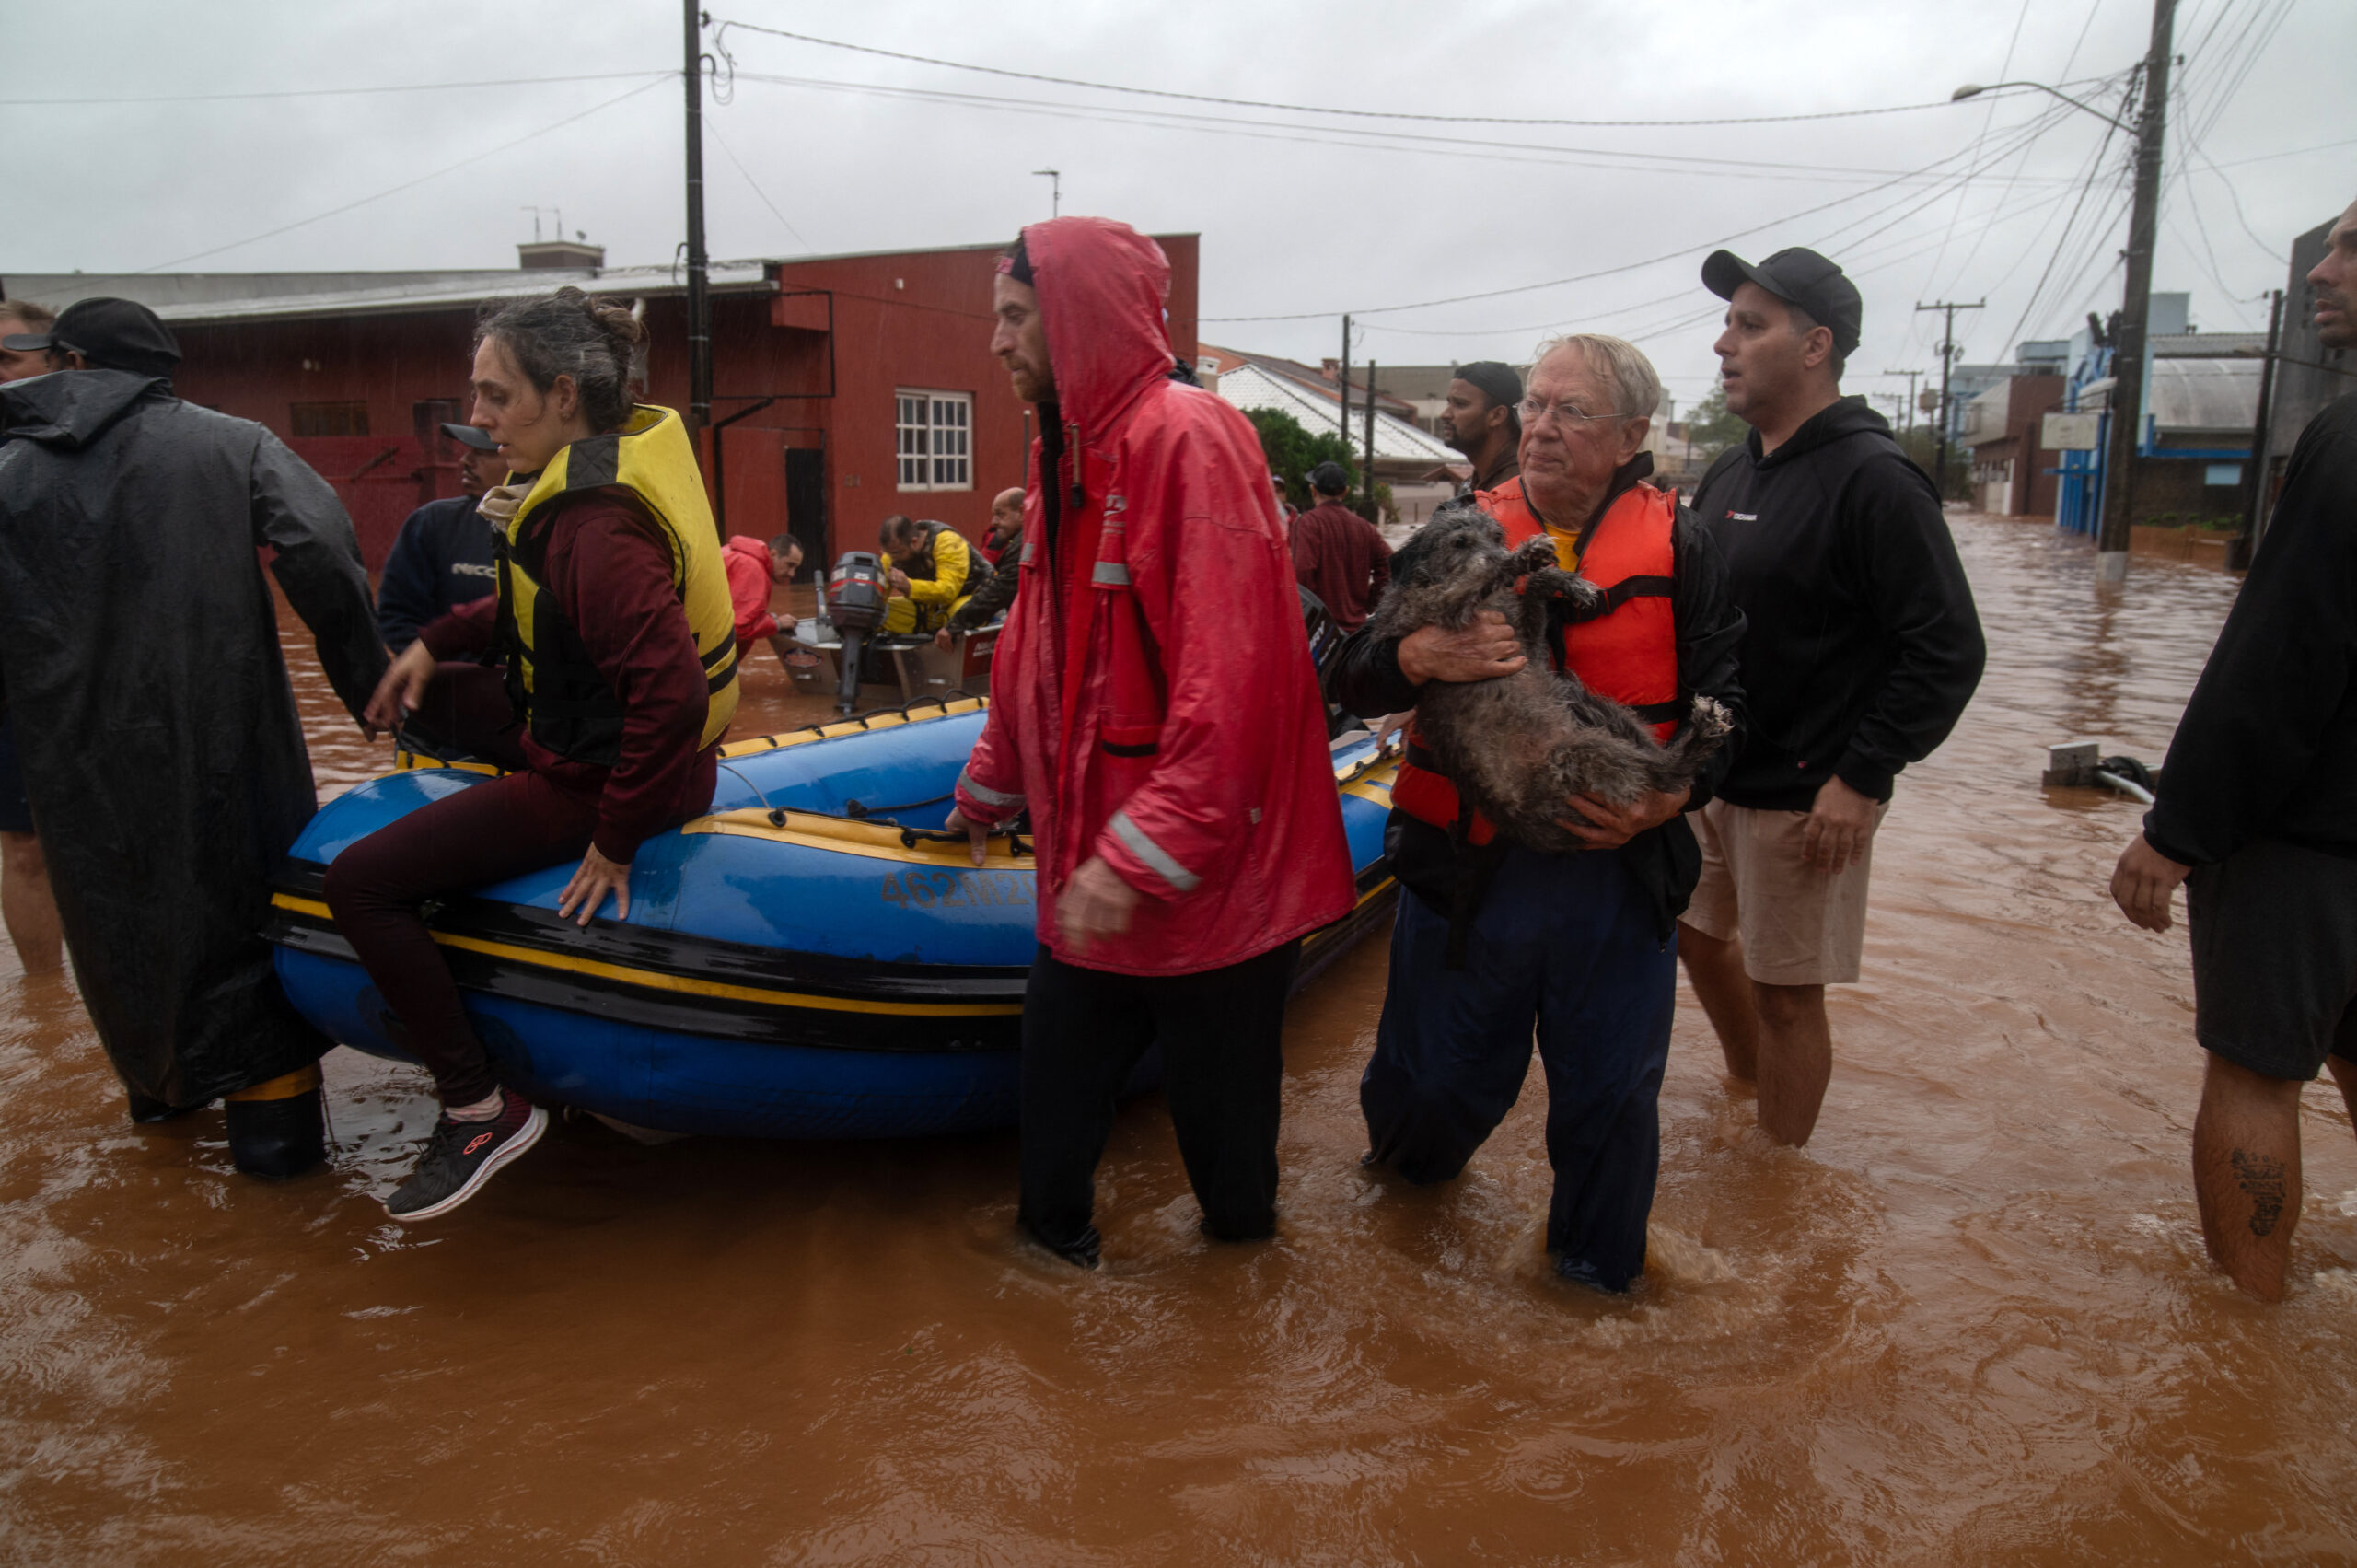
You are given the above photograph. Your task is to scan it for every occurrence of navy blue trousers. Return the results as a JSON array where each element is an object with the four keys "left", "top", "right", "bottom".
[{"left": 1362, "top": 847, "right": 1676, "bottom": 1292}]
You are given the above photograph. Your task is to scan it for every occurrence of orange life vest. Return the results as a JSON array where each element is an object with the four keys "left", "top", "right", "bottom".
[{"left": 1391, "top": 477, "right": 1680, "bottom": 843}]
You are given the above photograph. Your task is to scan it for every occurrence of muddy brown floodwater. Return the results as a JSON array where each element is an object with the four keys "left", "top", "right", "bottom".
[{"left": 4, "top": 515, "right": 2355, "bottom": 1565}]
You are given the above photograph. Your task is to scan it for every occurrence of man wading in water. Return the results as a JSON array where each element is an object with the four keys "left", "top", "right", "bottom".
[
  {"left": 2111, "top": 195, "right": 2357, "bottom": 1302},
  {"left": 1328, "top": 333, "right": 1747, "bottom": 1294},
  {"left": 1678, "top": 248, "right": 1984, "bottom": 1147},
  {"left": 943, "top": 218, "right": 1353, "bottom": 1268}
]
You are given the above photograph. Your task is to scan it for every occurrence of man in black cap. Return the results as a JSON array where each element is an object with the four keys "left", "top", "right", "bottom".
[
  {"left": 1439, "top": 361, "right": 1522, "bottom": 494},
  {"left": 375, "top": 422, "right": 505, "bottom": 656},
  {"left": 1290, "top": 459, "right": 1392, "bottom": 634},
  {"left": 1678, "top": 249, "right": 1985, "bottom": 1149},
  {"left": 0, "top": 297, "right": 384, "bottom": 1175}
]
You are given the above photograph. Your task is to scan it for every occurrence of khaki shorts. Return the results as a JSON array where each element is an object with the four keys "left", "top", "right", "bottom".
[{"left": 1682, "top": 797, "right": 1888, "bottom": 986}]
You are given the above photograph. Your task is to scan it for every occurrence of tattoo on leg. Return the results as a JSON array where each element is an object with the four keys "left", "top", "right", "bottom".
[{"left": 2230, "top": 1149, "right": 2288, "bottom": 1237}]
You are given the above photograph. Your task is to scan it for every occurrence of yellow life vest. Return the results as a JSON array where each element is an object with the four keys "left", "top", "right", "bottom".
[{"left": 493, "top": 405, "right": 738, "bottom": 764}]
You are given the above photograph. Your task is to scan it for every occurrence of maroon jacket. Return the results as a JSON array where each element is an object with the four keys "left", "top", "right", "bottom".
[
  {"left": 423, "top": 494, "right": 719, "bottom": 863},
  {"left": 1289, "top": 501, "right": 1393, "bottom": 632}
]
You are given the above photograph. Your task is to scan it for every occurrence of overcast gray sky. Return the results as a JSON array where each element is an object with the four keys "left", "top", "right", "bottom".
[{"left": 9, "top": 0, "right": 2351, "bottom": 414}]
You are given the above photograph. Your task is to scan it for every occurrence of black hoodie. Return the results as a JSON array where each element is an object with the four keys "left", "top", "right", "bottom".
[
  {"left": 1689, "top": 396, "right": 1984, "bottom": 810},
  {"left": 2142, "top": 393, "right": 2357, "bottom": 866}
]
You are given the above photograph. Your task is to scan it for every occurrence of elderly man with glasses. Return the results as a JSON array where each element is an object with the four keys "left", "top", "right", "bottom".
[{"left": 1326, "top": 333, "right": 1747, "bottom": 1294}]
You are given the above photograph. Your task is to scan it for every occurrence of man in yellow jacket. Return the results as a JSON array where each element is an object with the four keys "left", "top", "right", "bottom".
[{"left": 878, "top": 514, "right": 978, "bottom": 634}]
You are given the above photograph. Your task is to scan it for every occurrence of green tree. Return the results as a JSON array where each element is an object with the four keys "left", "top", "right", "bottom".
[
  {"left": 1682, "top": 384, "right": 1747, "bottom": 462},
  {"left": 1246, "top": 406, "right": 1357, "bottom": 509}
]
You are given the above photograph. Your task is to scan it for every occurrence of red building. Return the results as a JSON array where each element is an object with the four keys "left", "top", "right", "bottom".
[
  {"left": 1959, "top": 373, "right": 2066, "bottom": 517},
  {"left": 6, "top": 237, "right": 1201, "bottom": 570}
]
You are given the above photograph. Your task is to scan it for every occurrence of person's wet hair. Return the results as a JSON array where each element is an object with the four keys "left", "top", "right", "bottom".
[{"left": 475, "top": 287, "right": 647, "bottom": 433}]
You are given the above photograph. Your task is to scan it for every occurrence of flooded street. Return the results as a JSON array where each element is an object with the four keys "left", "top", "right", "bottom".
[{"left": 4, "top": 513, "right": 2354, "bottom": 1565}]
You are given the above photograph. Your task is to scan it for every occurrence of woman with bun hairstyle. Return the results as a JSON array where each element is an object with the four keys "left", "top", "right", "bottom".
[{"left": 327, "top": 288, "right": 742, "bottom": 1222}]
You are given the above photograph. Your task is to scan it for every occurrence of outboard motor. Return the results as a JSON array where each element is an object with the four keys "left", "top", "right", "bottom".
[{"left": 825, "top": 551, "right": 889, "bottom": 714}]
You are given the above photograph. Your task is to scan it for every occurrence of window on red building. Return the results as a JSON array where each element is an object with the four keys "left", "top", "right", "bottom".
[
  {"left": 291, "top": 401, "right": 370, "bottom": 437},
  {"left": 896, "top": 389, "right": 971, "bottom": 492}
]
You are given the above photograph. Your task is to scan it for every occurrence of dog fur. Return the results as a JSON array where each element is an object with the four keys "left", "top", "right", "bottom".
[{"left": 1364, "top": 503, "right": 1730, "bottom": 854}]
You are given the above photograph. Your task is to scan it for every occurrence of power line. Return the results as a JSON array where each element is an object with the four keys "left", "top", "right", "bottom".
[
  {"left": 0, "top": 71, "right": 670, "bottom": 108},
  {"left": 706, "top": 114, "right": 817, "bottom": 256},
  {"left": 1206, "top": 95, "right": 2077, "bottom": 326},
  {"left": 133, "top": 76, "right": 668, "bottom": 273},
  {"left": 711, "top": 17, "right": 2059, "bottom": 130},
  {"left": 727, "top": 70, "right": 2060, "bottom": 188}
]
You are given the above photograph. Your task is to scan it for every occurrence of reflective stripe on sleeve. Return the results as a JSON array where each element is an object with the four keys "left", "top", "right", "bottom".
[
  {"left": 1091, "top": 561, "right": 1131, "bottom": 587},
  {"left": 1108, "top": 810, "right": 1201, "bottom": 894},
  {"left": 957, "top": 768, "right": 1025, "bottom": 811}
]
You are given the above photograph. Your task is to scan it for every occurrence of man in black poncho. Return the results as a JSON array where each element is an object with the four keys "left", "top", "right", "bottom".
[{"left": 0, "top": 298, "right": 385, "bottom": 1176}]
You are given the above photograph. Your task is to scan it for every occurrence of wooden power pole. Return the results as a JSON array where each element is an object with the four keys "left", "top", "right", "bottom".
[{"left": 2094, "top": 0, "right": 2177, "bottom": 582}]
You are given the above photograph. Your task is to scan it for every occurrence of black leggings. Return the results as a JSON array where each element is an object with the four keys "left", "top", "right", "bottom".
[{"left": 1017, "top": 939, "right": 1301, "bottom": 1254}]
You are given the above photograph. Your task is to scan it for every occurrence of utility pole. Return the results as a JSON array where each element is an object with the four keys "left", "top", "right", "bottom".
[
  {"left": 1915, "top": 299, "right": 1984, "bottom": 497},
  {"left": 2094, "top": 0, "right": 2177, "bottom": 582},
  {"left": 1338, "top": 315, "right": 1353, "bottom": 441},
  {"left": 682, "top": 0, "right": 712, "bottom": 437},
  {"left": 1363, "top": 360, "right": 1377, "bottom": 519},
  {"left": 2232, "top": 287, "right": 2285, "bottom": 571},
  {"left": 1884, "top": 367, "right": 1925, "bottom": 436},
  {"left": 1032, "top": 168, "right": 1061, "bottom": 217}
]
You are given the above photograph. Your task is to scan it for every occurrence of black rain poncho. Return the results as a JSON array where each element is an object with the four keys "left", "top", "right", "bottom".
[{"left": 0, "top": 369, "right": 387, "bottom": 1111}]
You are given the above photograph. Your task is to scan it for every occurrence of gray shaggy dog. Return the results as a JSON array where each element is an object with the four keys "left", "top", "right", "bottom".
[{"left": 1366, "top": 503, "right": 1730, "bottom": 854}]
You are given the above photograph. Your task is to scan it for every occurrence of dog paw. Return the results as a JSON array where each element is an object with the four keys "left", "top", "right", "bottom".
[
  {"left": 1689, "top": 694, "right": 1732, "bottom": 738},
  {"left": 1508, "top": 536, "right": 1562, "bottom": 574}
]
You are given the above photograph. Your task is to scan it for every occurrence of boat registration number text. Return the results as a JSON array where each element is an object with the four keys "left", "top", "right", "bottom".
[{"left": 880, "top": 869, "right": 1034, "bottom": 908}]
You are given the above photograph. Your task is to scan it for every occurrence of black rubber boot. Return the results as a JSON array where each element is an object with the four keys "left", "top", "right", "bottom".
[{"left": 225, "top": 1086, "right": 328, "bottom": 1179}]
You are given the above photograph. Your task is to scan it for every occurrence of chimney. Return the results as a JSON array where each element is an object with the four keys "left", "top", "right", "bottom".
[{"left": 517, "top": 238, "right": 605, "bottom": 272}]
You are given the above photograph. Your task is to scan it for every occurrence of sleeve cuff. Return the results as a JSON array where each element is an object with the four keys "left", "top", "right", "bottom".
[
  {"left": 1832, "top": 756, "right": 1895, "bottom": 803},
  {"left": 2141, "top": 819, "right": 2204, "bottom": 868}
]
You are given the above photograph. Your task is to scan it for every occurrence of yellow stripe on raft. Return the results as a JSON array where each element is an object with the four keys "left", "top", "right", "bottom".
[
  {"left": 682, "top": 809, "right": 1032, "bottom": 868},
  {"left": 269, "top": 893, "right": 1021, "bottom": 1018},
  {"left": 716, "top": 697, "right": 990, "bottom": 761}
]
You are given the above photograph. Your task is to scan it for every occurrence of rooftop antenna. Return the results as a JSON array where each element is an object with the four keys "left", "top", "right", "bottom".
[
  {"left": 522, "top": 204, "right": 546, "bottom": 242},
  {"left": 1032, "top": 168, "right": 1061, "bottom": 218}
]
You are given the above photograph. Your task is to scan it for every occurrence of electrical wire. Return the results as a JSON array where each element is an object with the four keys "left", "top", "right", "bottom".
[
  {"left": 131, "top": 76, "right": 668, "bottom": 273},
  {"left": 0, "top": 71, "right": 670, "bottom": 108},
  {"left": 726, "top": 69, "right": 2055, "bottom": 188},
  {"left": 707, "top": 114, "right": 817, "bottom": 256},
  {"left": 709, "top": 17, "right": 2042, "bottom": 130}
]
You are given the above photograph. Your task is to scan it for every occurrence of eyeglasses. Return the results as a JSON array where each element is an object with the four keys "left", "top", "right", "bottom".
[{"left": 1519, "top": 397, "right": 1633, "bottom": 426}]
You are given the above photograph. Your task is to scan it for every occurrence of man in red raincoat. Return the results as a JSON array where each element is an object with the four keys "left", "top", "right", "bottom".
[{"left": 944, "top": 217, "right": 1355, "bottom": 1268}]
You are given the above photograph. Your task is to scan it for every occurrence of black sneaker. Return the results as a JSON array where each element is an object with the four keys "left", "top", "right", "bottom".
[{"left": 385, "top": 1092, "right": 547, "bottom": 1223}]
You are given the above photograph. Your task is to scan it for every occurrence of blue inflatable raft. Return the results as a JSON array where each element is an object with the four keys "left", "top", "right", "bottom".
[{"left": 265, "top": 697, "right": 1399, "bottom": 1138}]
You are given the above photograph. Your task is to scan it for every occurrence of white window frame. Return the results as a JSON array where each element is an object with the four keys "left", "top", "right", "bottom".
[{"left": 896, "top": 389, "right": 973, "bottom": 492}]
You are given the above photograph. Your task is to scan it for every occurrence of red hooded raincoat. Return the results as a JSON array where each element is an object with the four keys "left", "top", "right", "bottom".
[{"left": 952, "top": 218, "right": 1353, "bottom": 975}]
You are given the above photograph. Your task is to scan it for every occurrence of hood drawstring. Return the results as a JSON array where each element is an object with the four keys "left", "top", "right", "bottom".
[{"left": 1066, "top": 421, "right": 1086, "bottom": 509}]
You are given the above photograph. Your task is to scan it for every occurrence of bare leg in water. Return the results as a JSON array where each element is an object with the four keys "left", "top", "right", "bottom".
[
  {"left": 1678, "top": 922, "right": 1831, "bottom": 1146},
  {"left": 2192, "top": 1051, "right": 2357, "bottom": 1302},
  {"left": 1, "top": 830, "right": 61, "bottom": 974}
]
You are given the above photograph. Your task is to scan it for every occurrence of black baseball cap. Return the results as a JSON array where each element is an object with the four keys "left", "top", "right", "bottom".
[
  {"left": 440, "top": 422, "right": 500, "bottom": 452},
  {"left": 1306, "top": 460, "right": 1350, "bottom": 494},
  {"left": 1453, "top": 361, "right": 1523, "bottom": 410},
  {"left": 2, "top": 296, "right": 181, "bottom": 377},
  {"left": 1701, "top": 248, "right": 1862, "bottom": 358}
]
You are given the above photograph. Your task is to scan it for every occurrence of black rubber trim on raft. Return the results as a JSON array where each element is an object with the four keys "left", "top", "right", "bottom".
[{"left": 273, "top": 860, "right": 1028, "bottom": 1006}]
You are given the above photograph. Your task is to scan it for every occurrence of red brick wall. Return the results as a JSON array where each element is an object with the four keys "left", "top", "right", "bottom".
[{"left": 160, "top": 234, "right": 1202, "bottom": 571}]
